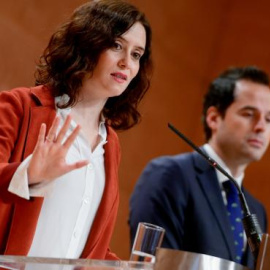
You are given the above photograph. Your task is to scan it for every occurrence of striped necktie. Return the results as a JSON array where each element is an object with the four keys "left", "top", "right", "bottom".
[{"left": 223, "top": 180, "right": 245, "bottom": 263}]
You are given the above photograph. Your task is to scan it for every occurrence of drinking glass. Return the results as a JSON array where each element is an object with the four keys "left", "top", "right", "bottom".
[{"left": 130, "top": 222, "right": 165, "bottom": 263}]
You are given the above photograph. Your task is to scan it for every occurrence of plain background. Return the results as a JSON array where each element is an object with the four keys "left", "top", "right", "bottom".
[{"left": 1, "top": 0, "right": 270, "bottom": 259}]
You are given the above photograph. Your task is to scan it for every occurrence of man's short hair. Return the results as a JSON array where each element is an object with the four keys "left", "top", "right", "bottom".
[{"left": 202, "top": 66, "right": 269, "bottom": 141}]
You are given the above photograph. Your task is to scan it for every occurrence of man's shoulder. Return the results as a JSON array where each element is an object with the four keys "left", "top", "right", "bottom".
[
  {"left": 134, "top": 151, "right": 198, "bottom": 195},
  {"left": 139, "top": 151, "right": 197, "bottom": 183},
  {"left": 139, "top": 149, "right": 210, "bottom": 186}
]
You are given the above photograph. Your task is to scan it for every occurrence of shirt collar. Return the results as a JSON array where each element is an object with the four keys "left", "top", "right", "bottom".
[
  {"left": 55, "top": 95, "right": 107, "bottom": 143},
  {"left": 98, "top": 116, "right": 107, "bottom": 143},
  {"left": 203, "top": 143, "right": 244, "bottom": 188}
]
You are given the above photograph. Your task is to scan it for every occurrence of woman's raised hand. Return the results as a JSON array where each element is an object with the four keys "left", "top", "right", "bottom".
[{"left": 28, "top": 115, "right": 89, "bottom": 185}]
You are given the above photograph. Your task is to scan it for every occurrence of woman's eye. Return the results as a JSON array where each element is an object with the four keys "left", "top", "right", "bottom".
[
  {"left": 132, "top": 52, "right": 142, "bottom": 60},
  {"left": 266, "top": 116, "right": 270, "bottom": 123},
  {"left": 113, "top": 42, "right": 122, "bottom": 50}
]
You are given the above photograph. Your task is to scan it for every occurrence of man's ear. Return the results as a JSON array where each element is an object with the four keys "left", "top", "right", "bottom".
[{"left": 206, "top": 106, "right": 222, "bottom": 132}]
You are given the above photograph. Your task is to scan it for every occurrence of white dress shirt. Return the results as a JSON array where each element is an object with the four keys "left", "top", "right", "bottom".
[
  {"left": 8, "top": 96, "right": 107, "bottom": 258},
  {"left": 203, "top": 144, "right": 244, "bottom": 199}
]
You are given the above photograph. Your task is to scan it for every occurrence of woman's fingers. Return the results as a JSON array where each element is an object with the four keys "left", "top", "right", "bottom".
[
  {"left": 46, "top": 116, "right": 60, "bottom": 142},
  {"left": 35, "top": 123, "right": 46, "bottom": 150},
  {"left": 55, "top": 115, "right": 72, "bottom": 143},
  {"left": 67, "top": 160, "right": 90, "bottom": 171},
  {"left": 49, "top": 115, "right": 78, "bottom": 146},
  {"left": 62, "top": 124, "right": 81, "bottom": 149}
]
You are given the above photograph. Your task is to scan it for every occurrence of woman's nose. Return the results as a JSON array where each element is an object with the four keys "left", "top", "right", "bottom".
[{"left": 118, "top": 54, "right": 131, "bottom": 69}]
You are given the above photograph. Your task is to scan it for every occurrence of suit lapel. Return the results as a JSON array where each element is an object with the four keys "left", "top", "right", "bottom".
[{"left": 193, "top": 151, "right": 236, "bottom": 259}]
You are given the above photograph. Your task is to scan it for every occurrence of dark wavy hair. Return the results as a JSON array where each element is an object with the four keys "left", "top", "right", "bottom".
[
  {"left": 202, "top": 66, "right": 269, "bottom": 141},
  {"left": 35, "top": 0, "right": 152, "bottom": 130}
]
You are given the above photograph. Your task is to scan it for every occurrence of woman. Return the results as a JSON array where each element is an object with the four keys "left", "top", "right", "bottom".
[{"left": 0, "top": 0, "right": 152, "bottom": 260}]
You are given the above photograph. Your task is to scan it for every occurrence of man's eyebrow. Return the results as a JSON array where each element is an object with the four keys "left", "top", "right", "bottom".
[
  {"left": 239, "top": 106, "right": 257, "bottom": 111},
  {"left": 239, "top": 106, "right": 270, "bottom": 114}
]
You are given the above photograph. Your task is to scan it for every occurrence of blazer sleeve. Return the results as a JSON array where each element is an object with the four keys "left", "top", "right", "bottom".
[
  {"left": 129, "top": 155, "right": 190, "bottom": 250},
  {"left": 0, "top": 90, "right": 29, "bottom": 203}
]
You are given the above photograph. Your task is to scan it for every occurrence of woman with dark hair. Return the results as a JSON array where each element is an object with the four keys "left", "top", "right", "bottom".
[{"left": 0, "top": 0, "right": 152, "bottom": 260}]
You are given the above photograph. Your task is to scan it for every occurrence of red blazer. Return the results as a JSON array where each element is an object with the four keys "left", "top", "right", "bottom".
[{"left": 0, "top": 85, "right": 120, "bottom": 260}]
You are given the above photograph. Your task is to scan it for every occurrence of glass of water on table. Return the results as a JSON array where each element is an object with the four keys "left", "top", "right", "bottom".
[{"left": 130, "top": 222, "right": 165, "bottom": 263}]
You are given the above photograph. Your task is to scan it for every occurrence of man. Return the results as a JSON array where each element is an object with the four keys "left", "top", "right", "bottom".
[{"left": 129, "top": 66, "right": 270, "bottom": 269}]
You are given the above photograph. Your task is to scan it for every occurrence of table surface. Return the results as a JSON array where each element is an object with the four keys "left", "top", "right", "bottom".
[{"left": 0, "top": 255, "right": 154, "bottom": 270}]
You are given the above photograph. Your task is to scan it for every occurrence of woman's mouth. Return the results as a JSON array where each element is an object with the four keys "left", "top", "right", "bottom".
[{"left": 111, "top": 72, "right": 127, "bottom": 83}]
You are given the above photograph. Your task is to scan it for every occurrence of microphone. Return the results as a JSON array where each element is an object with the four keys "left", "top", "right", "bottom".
[{"left": 168, "top": 122, "right": 262, "bottom": 261}]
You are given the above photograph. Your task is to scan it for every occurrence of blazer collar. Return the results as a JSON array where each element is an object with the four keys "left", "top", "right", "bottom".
[{"left": 30, "top": 85, "right": 55, "bottom": 107}]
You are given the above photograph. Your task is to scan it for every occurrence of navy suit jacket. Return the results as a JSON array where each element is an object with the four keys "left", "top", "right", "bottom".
[{"left": 129, "top": 151, "right": 267, "bottom": 269}]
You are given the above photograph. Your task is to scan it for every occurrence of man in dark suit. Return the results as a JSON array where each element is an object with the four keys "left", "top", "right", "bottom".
[{"left": 129, "top": 66, "right": 270, "bottom": 269}]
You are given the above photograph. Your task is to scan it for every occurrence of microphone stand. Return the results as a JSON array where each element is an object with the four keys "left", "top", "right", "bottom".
[{"left": 168, "top": 123, "right": 262, "bottom": 262}]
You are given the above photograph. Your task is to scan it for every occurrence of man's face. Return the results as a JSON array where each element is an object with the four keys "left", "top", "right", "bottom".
[{"left": 209, "top": 79, "right": 270, "bottom": 165}]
